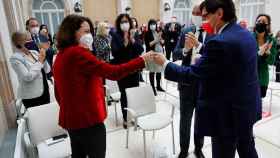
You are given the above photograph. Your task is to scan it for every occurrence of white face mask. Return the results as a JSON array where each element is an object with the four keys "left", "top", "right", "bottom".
[
  {"left": 150, "top": 25, "right": 156, "bottom": 31},
  {"left": 30, "top": 27, "right": 40, "bottom": 35},
  {"left": 79, "top": 33, "right": 93, "bottom": 50},
  {"left": 120, "top": 22, "right": 130, "bottom": 32},
  {"left": 191, "top": 15, "right": 202, "bottom": 27}
]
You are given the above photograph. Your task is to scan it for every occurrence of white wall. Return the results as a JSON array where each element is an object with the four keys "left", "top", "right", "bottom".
[
  {"left": 0, "top": 0, "right": 19, "bottom": 98},
  {"left": 265, "top": 0, "right": 280, "bottom": 34}
]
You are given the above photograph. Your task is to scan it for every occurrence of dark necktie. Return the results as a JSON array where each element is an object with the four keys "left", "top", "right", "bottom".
[{"left": 198, "top": 28, "right": 204, "bottom": 43}]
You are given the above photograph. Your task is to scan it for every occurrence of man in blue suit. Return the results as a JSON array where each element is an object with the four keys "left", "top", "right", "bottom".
[
  {"left": 173, "top": 3, "right": 213, "bottom": 158},
  {"left": 26, "top": 17, "right": 54, "bottom": 82},
  {"left": 152, "top": 0, "right": 261, "bottom": 158}
]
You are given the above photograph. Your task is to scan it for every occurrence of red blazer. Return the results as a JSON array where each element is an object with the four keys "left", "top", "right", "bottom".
[{"left": 53, "top": 46, "right": 145, "bottom": 130}]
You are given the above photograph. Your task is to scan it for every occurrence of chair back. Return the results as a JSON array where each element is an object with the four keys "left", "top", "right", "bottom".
[
  {"left": 126, "top": 85, "right": 156, "bottom": 117},
  {"left": 26, "top": 102, "right": 66, "bottom": 146},
  {"left": 14, "top": 119, "right": 28, "bottom": 158}
]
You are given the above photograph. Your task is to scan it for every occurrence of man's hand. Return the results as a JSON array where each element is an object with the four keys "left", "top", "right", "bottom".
[
  {"left": 184, "top": 32, "right": 199, "bottom": 50},
  {"left": 152, "top": 53, "right": 166, "bottom": 66}
]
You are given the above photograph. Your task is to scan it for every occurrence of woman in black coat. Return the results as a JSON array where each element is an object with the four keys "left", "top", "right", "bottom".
[
  {"left": 111, "top": 14, "right": 144, "bottom": 128},
  {"left": 144, "top": 19, "right": 165, "bottom": 96}
]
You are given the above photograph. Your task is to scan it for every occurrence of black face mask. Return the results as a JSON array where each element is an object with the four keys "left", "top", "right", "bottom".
[
  {"left": 255, "top": 23, "right": 267, "bottom": 33},
  {"left": 24, "top": 41, "right": 38, "bottom": 50},
  {"left": 16, "top": 45, "right": 22, "bottom": 49}
]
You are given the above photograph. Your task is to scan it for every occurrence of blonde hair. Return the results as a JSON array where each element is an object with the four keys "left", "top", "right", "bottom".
[
  {"left": 96, "top": 22, "right": 109, "bottom": 37},
  {"left": 11, "top": 31, "right": 27, "bottom": 47}
]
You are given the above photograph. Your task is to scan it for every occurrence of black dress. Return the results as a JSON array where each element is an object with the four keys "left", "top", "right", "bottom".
[
  {"left": 22, "top": 69, "right": 50, "bottom": 109},
  {"left": 110, "top": 31, "right": 143, "bottom": 122}
]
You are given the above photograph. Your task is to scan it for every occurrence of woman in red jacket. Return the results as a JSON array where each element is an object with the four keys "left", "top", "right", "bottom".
[{"left": 53, "top": 14, "right": 152, "bottom": 158}]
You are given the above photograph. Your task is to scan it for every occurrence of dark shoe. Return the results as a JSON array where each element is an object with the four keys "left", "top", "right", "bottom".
[
  {"left": 156, "top": 86, "right": 165, "bottom": 92},
  {"left": 178, "top": 152, "right": 188, "bottom": 158},
  {"left": 152, "top": 86, "right": 157, "bottom": 96},
  {"left": 123, "top": 121, "right": 127, "bottom": 129},
  {"left": 123, "top": 121, "right": 136, "bottom": 129},
  {"left": 140, "top": 77, "right": 145, "bottom": 82},
  {"left": 194, "top": 150, "right": 205, "bottom": 158}
]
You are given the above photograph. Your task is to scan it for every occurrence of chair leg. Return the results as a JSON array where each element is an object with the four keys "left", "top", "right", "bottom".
[
  {"left": 126, "top": 127, "right": 129, "bottom": 148},
  {"left": 269, "top": 89, "right": 273, "bottom": 115},
  {"left": 171, "top": 122, "right": 175, "bottom": 154},
  {"left": 152, "top": 130, "right": 155, "bottom": 139},
  {"left": 165, "top": 81, "right": 168, "bottom": 99},
  {"left": 143, "top": 130, "right": 147, "bottom": 158},
  {"left": 114, "top": 102, "right": 118, "bottom": 126}
]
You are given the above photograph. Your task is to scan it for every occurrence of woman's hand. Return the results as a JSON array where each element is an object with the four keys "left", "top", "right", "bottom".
[
  {"left": 38, "top": 48, "right": 46, "bottom": 64},
  {"left": 141, "top": 51, "right": 155, "bottom": 62}
]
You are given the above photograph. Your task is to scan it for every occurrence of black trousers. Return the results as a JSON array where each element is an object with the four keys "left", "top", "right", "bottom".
[
  {"left": 165, "top": 44, "right": 176, "bottom": 61},
  {"left": 260, "top": 86, "right": 268, "bottom": 98},
  {"left": 119, "top": 84, "right": 139, "bottom": 121},
  {"left": 179, "top": 88, "right": 204, "bottom": 154},
  {"left": 211, "top": 129, "right": 258, "bottom": 158},
  {"left": 68, "top": 123, "right": 106, "bottom": 158},
  {"left": 149, "top": 72, "right": 161, "bottom": 88},
  {"left": 276, "top": 61, "right": 280, "bottom": 82}
]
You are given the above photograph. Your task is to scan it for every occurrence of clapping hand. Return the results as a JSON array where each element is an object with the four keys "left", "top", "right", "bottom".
[
  {"left": 259, "top": 42, "right": 272, "bottom": 56},
  {"left": 185, "top": 32, "right": 199, "bottom": 50},
  {"left": 38, "top": 48, "right": 46, "bottom": 64}
]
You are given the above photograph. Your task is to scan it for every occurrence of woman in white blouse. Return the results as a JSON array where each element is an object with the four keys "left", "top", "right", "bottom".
[{"left": 10, "top": 31, "right": 50, "bottom": 109}]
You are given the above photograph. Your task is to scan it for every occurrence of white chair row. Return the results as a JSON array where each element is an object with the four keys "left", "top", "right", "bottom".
[{"left": 14, "top": 102, "right": 71, "bottom": 158}]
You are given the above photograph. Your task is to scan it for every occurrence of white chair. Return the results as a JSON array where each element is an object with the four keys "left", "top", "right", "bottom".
[
  {"left": 14, "top": 119, "right": 28, "bottom": 158},
  {"left": 15, "top": 99, "right": 25, "bottom": 119},
  {"left": 105, "top": 80, "right": 121, "bottom": 126},
  {"left": 24, "top": 102, "right": 71, "bottom": 158},
  {"left": 125, "top": 85, "right": 176, "bottom": 158},
  {"left": 265, "top": 81, "right": 280, "bottom": 117}
]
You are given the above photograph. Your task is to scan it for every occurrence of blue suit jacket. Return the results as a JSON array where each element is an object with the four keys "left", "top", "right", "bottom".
[{"left": 165, "top": 22, "right": 262, "bottom": 137}]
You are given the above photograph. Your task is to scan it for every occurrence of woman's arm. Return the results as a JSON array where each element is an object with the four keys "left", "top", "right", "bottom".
[
  {"left": 10, "top": 57, "right": 43, "bottom": 82},
  {"left": 43, "top": 60, "right": 51, "bottom": 73},
  {"left": 75, "top": 47, "right": 145, "bottom": 81}
]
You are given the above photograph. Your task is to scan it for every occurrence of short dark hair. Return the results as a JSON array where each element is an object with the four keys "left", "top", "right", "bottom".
[
  {"left": 147, "top": 19, "right": 157, "bottom": 32},
  {"left": 199, "top": 1, "right": 206, "bottom": 12},
  {"left": 56, "top": 14, "right": 89, "bottom": 50},
  {"left": 39, "top": 24, "right": 48, "bottom": 32},
  {"left": 25, "top": 17, "right": 38, "bottom": 30},
  {"left": 204, "top": 0, "right": 237, "bottom": 23},
  {"left": 115, "top": 14, "right": 133, "bottom": 35}
]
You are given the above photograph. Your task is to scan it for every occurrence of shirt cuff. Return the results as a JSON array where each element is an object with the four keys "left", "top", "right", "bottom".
[
  {"left": 163, "top": 60, "right": 171, "bottom": 73},
  {"left": 182, "top": 48, "right": 190, "bottom": 56},
  {"left": 194, "top": 42, "right": 202, "bottom": 53}
]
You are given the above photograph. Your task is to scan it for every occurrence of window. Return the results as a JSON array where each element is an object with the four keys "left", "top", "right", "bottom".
[
  {"left": 239, "top": 0, "right": 265, "bottom": 27},
  {"left": 173, "top": 0, "right": 192, "bottom": 26},
  {"left": 32, "top": 0, "right": 64, "bottom": 36}
]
